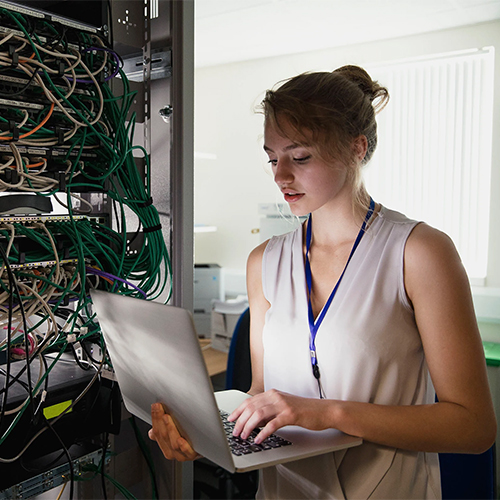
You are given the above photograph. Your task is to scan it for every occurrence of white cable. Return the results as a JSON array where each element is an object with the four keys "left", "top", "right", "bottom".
[{"left": 0, "top": 31, "right": 14, "bottom": 46}]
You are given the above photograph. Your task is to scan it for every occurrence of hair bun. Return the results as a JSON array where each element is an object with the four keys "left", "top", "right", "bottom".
[{"left": 333, "top": 65, "right": 389, "bottom": 112}]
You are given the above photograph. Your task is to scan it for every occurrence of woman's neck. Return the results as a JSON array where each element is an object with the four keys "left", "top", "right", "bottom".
[{"left": 307, "top": 194, "right": 370, "bottom": 249}]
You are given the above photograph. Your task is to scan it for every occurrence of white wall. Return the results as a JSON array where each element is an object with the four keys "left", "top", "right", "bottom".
[{"left": 194, "top": 20, "right": 500, "bottom": 300}]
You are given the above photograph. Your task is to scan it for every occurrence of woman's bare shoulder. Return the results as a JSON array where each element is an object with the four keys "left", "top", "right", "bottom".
[
  {"left": 247, "top": 239, "right": 272, "bottom": 274},
  {"left": 404, "top": 222, "right": 471, "bottom": 309},
  {"left": 405, "top": 222, "right": 460, "bottom": 266}
]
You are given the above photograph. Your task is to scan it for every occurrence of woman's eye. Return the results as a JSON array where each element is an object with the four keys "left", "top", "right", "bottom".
[
  {"left": 294, "top": 155, "right": 311, "bottom": 163},
  {"left": 268, "top": 159, "right": 278, "bottom": 166}
]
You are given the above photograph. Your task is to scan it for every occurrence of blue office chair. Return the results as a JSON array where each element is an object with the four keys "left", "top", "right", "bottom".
[
  {"left": 440, "top": 446, "right": 496, "bottom": 499},
  {"left": 226, "top": 308, "right": 251, "bottom": 392},
  {"left": 436, "top": 393, "right": 496, "bottom": 499}
]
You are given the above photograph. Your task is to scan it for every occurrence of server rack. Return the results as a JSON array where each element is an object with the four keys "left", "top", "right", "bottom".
[{"left": 0, "top": 0, "right": 194, "bottom": 498}]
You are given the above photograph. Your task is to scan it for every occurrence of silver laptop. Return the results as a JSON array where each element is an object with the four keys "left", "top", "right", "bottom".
[{"left": 90, "top": 290, "right": 362, "bottom": 473}]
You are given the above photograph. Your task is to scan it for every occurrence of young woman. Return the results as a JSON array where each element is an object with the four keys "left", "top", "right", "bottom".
[{"left": 150, "top": 65, "right": 496, "bottom": 499}]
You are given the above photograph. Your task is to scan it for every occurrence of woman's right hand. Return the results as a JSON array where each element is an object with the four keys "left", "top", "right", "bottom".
[{"left": 148, "top": 403, "right": 201, "bottom": 461}]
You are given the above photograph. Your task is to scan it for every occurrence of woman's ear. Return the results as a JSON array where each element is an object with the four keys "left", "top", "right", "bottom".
[{"left": 353, "top": 135, "right": 368, "bottom": 162}]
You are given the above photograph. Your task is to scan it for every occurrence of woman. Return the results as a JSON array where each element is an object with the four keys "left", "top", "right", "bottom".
[{"left": 150, "top": 65, "right": 496, "bottom": 499}]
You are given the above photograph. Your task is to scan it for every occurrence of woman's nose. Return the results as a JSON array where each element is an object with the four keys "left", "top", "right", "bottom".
[{"left": 273, "top": 159, "right": 294, "bottom": 186}]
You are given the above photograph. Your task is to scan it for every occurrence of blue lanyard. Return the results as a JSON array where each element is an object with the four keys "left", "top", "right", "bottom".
[{"left": 305, "top": 198, "right": 375, "bottom": 392}]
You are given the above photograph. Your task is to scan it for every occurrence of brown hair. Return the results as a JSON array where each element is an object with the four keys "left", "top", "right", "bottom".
[{"left": 260, "top": 65, "right": 389, "bottom": 209}]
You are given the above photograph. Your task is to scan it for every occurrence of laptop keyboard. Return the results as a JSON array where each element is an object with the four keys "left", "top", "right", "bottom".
[{"left": 219, "top": 410, "right": 292, "bottom": 456}]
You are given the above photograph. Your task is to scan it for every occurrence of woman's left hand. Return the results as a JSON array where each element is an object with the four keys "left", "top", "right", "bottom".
[{"left": 228, "top": 389, "right": 331, "bottom": 444}]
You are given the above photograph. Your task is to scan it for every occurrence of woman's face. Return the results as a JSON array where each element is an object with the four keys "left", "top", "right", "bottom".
[{"left": 263, "top": 120, "right": 351, "bottom": 217}]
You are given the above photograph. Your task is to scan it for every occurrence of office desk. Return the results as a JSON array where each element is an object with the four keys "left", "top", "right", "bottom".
[{"left": 199, "top": 338, "right": 228, "bottom": 377}]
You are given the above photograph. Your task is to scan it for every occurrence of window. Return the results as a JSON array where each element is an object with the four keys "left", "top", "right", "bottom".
[{"left": 365, "top": 48, "right": 495, "bottom": 284}]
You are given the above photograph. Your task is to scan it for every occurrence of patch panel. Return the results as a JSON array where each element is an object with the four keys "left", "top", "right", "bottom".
[
  {"left": 0, "top": 97, "right": 83, "bottom": 118},
  {"left": 4, "top": 258, "right": 79, "bottom": 270},
  {"left": 0, "top": 444, "right": 108, "bottom": 499},
  {"left": 0, "top": 215, "right": 104, "bottom": 225},
  {"left": 0, "top": 74, "right": 92, "bottom": 96},
  {"left": 0, "top": 2, "right": 99, "bottom": 34},
  {"left": 0, "top": 145, "right": 98, "bottom": 160}
]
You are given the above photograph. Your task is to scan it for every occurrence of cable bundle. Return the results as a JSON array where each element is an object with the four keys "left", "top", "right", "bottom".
[{"left": 0, "top": 6, "right": 171, "bottom": 492}]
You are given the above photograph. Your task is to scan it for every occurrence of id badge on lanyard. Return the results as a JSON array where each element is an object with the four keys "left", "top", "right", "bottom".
[{"left": 305, "top": 198, "right": 375, "bottom": 398}]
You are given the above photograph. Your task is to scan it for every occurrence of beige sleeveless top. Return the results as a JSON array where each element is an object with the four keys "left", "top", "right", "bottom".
[{"left": 257, "top": 206, "right": 441, "bottom": 499}]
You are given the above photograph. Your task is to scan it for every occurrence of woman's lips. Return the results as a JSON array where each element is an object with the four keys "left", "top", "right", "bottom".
[{"left": 284, "top": 192, "right": 304, "bottom": 203}]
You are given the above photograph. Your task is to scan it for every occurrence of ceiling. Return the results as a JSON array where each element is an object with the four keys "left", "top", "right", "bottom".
[{"left": 195, "top": 0, "right": 500, "bottom": 67}]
